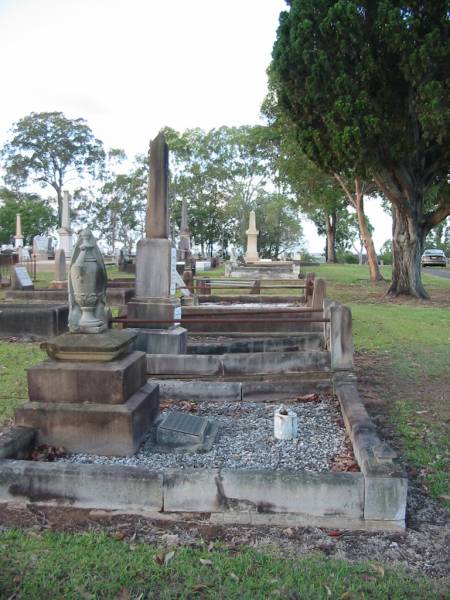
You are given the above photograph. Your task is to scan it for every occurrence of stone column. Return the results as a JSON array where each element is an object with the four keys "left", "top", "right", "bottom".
[
  {"left": 177, "top": 198, "right": 191, "bottom": 261},
  {"left": 244, "top": 211, "right": 259, "bottom": 263},
  {"left": 58, "top": 191, "right": 73, "bottom": 258},
  {"left": 128, "top": 132, "right": 187, "bottom": 354},
  {"left": 14, "top": 214, "right": 24, "bottom": 248}
]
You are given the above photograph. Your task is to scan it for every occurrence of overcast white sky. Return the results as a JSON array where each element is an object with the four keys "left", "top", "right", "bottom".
[{"left": 0, "top": 0, "right": 392, "bottom": 252}]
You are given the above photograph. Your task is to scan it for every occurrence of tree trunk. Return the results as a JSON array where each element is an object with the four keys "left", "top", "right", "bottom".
[
  {"left": 354, "top": 193, "right": 383, "bottom": 282},
  {"left": 334, "top": 174, "right": 384, "bottom": 282},
  {"left": 388, "top": 204, "right": 428, "bottom": 298},
  {"left": 325, "top": 212, "right": 336, "bottom": 263}
]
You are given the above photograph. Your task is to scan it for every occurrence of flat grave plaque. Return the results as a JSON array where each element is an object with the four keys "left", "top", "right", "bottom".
[
  {"left": 12, "top": 265, "right": 34, "bottom": 290},
  {"left": 156, "top": 411, "right": 218, "bottom": 450}
]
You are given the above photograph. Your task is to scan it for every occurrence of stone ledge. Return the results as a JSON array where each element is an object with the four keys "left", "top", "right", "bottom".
[
  {"left": 334, "top": 373, "right": 407, "bottom": 524},
  {"left": 0, "top": 460, "right": 163, "bottom": 510},
  {"left": 164, "top": 468, "right": 364, "bottom": 517},
  {"left": 146, "top": 351, "right": 330, "bottom": 377}
]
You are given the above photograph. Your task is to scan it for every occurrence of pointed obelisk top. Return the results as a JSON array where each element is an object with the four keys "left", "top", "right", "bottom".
[{"left": 146, "top": 132, "right": 169, "bottom": 239}]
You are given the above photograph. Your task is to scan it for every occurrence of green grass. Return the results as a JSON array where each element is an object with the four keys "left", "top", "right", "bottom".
[
  {"left": 0, "top": 530, "right": 445, "bottom": 600},
  {"left": 392, "top": 401, "right": 450, "bottom": 505},
  {"left": 350, "top": 303, "right": 450, "bottom": 377},
  {"left": 312, "top": 263, "right": 450, "bottom": 289},
  {"left": 0, "top": 342, "right": 45, "bottom": 423}
]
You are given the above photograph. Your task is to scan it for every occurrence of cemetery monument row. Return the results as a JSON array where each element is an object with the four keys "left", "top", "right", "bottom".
[{"left": 15, "top": 228, "right": 160, "bottom": 456}]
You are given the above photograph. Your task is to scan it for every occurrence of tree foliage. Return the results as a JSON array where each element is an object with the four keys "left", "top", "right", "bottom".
[
  {"left": 164, "top": 125, "right": 303, "bottom": 257},
  {"left": 1, "top": 112, "right": 105, "bottom": 226},
  {"left": 75, "top": 151, "right": 147, "bottom": 253},
  {"left": 270, "top": 0, "right": 450, "bottom": 297},
  {"left": 0, "top": 188, "right": 58, "bottom": 245}
]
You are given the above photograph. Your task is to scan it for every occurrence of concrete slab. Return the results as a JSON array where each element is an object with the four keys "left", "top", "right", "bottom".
[
  {"left": 0, "top": 303, "right": 68, "bottom": 338},
  {"left": 163, "top": 468, "right": 364, "bottom": 517},
  {"left": 0, "top": 460, "right": 163, "bottom": 511}
]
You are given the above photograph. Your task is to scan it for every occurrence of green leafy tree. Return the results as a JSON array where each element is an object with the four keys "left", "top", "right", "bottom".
[
  {"left": 0, "top": 188, "right": 57, "bottom": 245},
  {"left": 164, "top": 125, "right": 282, "bottom": 257},
  {"left": 1, "top": 112, "right": 105, "bottom": 226},
  {"left": 76, "top": 151, "right": 147, "bottom": 253},
  {"left": 271, "top": 141, "right": 346, "bottom": 263},
  {"left": 262, "top": 91, "right": 381, "bottom": 273},
  {"left": 270, "top": 1, "right": 450, "bottom": 297}
]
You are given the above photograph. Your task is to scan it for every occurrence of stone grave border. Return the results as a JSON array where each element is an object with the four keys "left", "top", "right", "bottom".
[{"left": 0, "top": 300, "right": 407, "bottom": 531}]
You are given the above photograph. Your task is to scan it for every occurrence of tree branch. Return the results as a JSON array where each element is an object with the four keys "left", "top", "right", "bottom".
[{"left": 424, "top": 201, "right": 450, "bottom": 233}]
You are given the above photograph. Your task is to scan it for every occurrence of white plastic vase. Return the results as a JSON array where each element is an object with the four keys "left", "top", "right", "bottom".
[{"left": 274, "top": 405, "right": 298, "bottom": 440}]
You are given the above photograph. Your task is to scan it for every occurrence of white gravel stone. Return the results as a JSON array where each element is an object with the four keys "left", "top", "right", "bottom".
[{"left": 58, "top": 396, "right": 347, "bottom": 472}]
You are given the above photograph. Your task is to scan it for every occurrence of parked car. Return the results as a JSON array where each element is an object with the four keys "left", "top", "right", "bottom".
[{"left": 421, "top": 248, "right": 447, "bottom": 267}]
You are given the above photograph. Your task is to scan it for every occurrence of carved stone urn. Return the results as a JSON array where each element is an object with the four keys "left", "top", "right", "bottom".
[{"left": 68, "top": 228, "right": 107, "bottom": 334}]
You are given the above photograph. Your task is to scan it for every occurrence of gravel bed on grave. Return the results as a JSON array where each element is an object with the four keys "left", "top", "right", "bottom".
[{"left": 58, "top": 395, "right": 348, "bottom": 472}]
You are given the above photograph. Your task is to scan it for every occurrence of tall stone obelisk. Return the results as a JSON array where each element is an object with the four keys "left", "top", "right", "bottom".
[
  {"left": 14, "top": 214, "right": 24, "bottom": 248},
  {"left": 127, "top": 132, "right": 187, "bottom": 354},
  {"left": 244, "top": 210, "right": 259, "bottom": 263},
  {"left": 58, "top": 191, "right": 73, "bottom": 258}
]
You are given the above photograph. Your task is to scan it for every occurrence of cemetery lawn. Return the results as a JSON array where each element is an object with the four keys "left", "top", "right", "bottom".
[{"left": 0, "top": 529, "right": 446, "bottom": 600}]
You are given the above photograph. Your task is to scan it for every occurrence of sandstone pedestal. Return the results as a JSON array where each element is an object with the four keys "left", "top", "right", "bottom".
[
  {"left": 131, "top": 239, "right": 187, "bottom": 354},
  {"left": 15, "top": 330, "right": 160, "bottom": 456},
  {"left": 127, "top": 297, "right": 187, "bottom": 354}
]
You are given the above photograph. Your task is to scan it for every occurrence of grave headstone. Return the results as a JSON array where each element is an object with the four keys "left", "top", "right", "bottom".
[
  {"left": 33, "top": 235, "right": 49, "bottom": 258},
  {"left": 58, "top": 191, "right": 73, "bottom": 258},
  {"left": 49, "top": 248, "right": 67, "bottom": 289},
  {"left": 11, "top": 265, "right": 34, "bottom": 290},
  {"left": 244, "top": 210, "right": 259, "bottom": 263},
  {"left": 177, "top": 198, "right": 191, "bottom": 261},
  {"left": 14, "top": 214, "right": 24, "bottom": 248}
]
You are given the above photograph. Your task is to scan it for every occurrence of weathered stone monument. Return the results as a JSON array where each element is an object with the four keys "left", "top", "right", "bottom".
[
  {"left": 15, "top": 228, "right": 160, "bottom": 455},
  {"left": 49, "top": 248, "right": 68, "bottom": 289},
  {"left": 14, "top": 214, "right": 23, "bottom": 248},
  {"left": 58, "top": 191, "right": 73, "bottom": 258},
  {"left": 127, "top": 133, "right": 187, "bottom": 354},
  {"left": 177, "top": 198, "right": 191, "bottom": 261},
  {"left": 32, "top": 235, "right": 50, "bottom": 259},
  {"left": 227, "top": 210, "right": 298, "bottom": 279},
  {"left": 244, "top": 210, "right": 259, "bottom": 263}
]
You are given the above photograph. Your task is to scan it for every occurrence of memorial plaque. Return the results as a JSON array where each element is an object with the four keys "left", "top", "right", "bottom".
[
  {"left": 12, "top": 265, "right": 34, "bottom": 290},
  {"left": 156, "top": 411, "right": 218, "bottom": 450}
]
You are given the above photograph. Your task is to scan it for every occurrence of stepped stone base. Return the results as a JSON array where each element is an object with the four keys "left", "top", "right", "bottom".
[
  {"left": 16, "top": 382, "right": 160, "bottom": 456},
  {"left": 128, "top": 327, "right": 187, "bottom": 354},
  {"left": 27, "top": 351, "right": 146, "bottom": 405}
]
